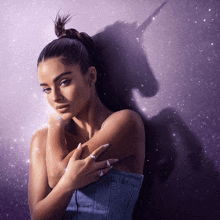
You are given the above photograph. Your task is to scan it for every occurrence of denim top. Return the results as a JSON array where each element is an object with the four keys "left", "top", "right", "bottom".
[{"left": 61, "top": 169, "right": 144, "bottom": 220}]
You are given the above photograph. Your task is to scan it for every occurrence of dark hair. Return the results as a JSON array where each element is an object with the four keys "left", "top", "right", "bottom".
[{"left": 37, "top": 14, "right": 96, "bottom": 74}]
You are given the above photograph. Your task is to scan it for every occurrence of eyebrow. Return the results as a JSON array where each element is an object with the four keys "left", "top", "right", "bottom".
[{"left": 40, "top": 71, "right": 72, "bottom": 86}]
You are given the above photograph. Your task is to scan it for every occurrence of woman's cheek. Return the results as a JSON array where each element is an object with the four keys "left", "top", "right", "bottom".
[{"left": 47, "top": 97, "right": 55, "bottom": 109}]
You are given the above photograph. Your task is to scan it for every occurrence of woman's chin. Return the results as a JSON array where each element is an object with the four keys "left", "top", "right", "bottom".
[{"left": 57, "top": 112, "right": 73, "bottom": 121}]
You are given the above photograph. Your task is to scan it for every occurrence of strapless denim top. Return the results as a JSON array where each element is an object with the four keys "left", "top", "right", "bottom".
[{"left": 61, "top": 169, "right": 144, "bottom": 220}]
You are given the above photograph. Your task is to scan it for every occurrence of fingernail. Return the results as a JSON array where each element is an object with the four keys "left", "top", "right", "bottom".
[
  {"left": 104, "top": 144, "right": 109, "bottom": 148},
  {"left": 77, "top": 143, "right": 82, "bottom": 149},
  {"left": 114, "top": 159, "right": 119, "bottom": 162},
  {"left": 106, "top": 160, "right": 110, "bottom": 167}
]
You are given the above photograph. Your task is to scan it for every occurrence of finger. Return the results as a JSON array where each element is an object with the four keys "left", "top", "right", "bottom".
[
  {"left": 87, "top": 144, "right": 109, "bottom": 161},
  {"left": 96, "top": 166, "right": 113, "bottom": 178},
  {"left": 71, "top": 143, "right": 82, "bottom": 160},
  {"left": 94, "top": 159, "right": 118, "bottom": 170},
  {"left": 98, "top": 170, "right": 104, "bottom": 177}
]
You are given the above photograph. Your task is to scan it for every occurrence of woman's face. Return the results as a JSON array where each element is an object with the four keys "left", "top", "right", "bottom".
[{"left": 38, "top": 57, "right": 92, "bottom": 120}]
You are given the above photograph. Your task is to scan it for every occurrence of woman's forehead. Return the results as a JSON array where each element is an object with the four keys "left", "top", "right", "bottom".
[
  {"left": 38, "top": 58, "right": 67, "bottom": 75},
  {"left": 38, "top": 58, "right": 81, "bottom": 82}
]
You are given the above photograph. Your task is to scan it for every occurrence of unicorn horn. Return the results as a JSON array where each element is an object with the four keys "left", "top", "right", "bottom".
[{"left": 136, "top": 1, "right": 167, "bottom": 37}]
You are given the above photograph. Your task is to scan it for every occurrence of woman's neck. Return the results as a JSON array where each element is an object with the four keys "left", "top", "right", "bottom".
[{"left": 72, "top": 95, "right": 112, "bottom": 140}]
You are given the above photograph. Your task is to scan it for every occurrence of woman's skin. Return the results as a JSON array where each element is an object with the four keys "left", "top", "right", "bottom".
[
  {"left": 29, "top": 134, "right": 114, "bottom": 220},
  {"left": 28, "top": 57, "right": 145, "bottom": 219}
]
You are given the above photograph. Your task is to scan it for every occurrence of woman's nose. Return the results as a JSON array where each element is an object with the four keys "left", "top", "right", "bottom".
[{"left": 52, "top": 88, "right": 63, "bottom": 102}]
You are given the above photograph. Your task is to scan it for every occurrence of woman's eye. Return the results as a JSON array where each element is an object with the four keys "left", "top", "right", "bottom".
[
  {"left": 60, "top": 79, "right": 71, "bottom": 86},
  {"left": 42, "top": 88, "right": 50, "bottom": 93}
]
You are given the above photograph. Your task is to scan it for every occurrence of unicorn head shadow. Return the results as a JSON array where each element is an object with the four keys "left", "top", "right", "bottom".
[{"left": 92, "top": 3, "right": 168, "bottom": 111}]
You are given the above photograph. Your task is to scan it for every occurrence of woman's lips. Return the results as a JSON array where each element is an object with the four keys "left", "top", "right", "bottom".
[{"left": 56, "top": 104, "right": 70, "bottom": 113}]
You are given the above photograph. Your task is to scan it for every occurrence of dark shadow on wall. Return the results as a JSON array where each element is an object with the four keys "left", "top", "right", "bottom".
[
  {"left": 92, "top": 2, "right": 220, "bottom": 219},
  {"left": 134, "top": 108, "right": 220, "bottom": 220},
  {"left": 93, "top": 20, "right": 158, "bottom": 111}
]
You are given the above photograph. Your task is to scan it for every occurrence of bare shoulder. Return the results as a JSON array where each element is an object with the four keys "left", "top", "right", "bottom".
[
  {"left": 98, "top": 109, "right": 145, "bottom": 152},
  {"left": 102, "top": 109, "right": 144, "bottom": 132},
  {"left": 30, "top": 127, "right": 48, "bottom": 155}
]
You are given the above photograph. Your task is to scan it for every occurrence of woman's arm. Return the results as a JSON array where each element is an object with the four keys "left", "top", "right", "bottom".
[
  {"left": 28, "top": 128, "right": 74, "bottom": 220},
  {"left": 46, "top": 114, "right": 73, "bottom": 188},
  {"left": 83, "top": 109, "right": 145, "bottom": 162},
  {"left": 46, "top": 109, "right": 145, "bottom": 187},
  {"left": 29, "top": 128, "right": 115, "bottom": 220}
]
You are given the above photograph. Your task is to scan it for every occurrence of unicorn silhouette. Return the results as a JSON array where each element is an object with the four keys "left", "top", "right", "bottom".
[{"left": 92, "top": 2, "right": 207, "bottom": 219}]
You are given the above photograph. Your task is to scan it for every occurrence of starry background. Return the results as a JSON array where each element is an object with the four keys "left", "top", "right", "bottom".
[{"left": 0, "top": 0, "right": 220, "bottom": 219}]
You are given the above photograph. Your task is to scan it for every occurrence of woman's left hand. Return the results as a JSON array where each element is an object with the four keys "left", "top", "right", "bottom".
[{"left": 63, "top": 143, "right": 118, "bottom": 191}]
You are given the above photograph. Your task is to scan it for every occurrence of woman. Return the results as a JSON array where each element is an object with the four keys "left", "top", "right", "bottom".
[{"left": 28, "top": 15, "right": 145, "bottom": 220}]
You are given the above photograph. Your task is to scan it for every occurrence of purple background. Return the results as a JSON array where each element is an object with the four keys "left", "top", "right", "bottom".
[{"left": 0, "top": 0, "right": 220, "bottom": 219}]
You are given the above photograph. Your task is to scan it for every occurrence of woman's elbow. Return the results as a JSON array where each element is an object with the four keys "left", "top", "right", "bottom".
[
  {"left": 30, "top": 206, "right": 54, "bottom": 220},
  {"left": 30, "top": 205, "right": 41, "bottom": 220}
]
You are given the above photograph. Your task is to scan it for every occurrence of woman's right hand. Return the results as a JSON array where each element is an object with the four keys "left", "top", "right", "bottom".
[{"left": 63, "top": 143, "right": 118, "bottom": 191}]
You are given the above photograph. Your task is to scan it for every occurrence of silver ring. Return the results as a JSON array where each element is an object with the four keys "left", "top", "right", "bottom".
[
  {"left": 98, "top": 170, "right": 104, "bottom": 177},
  {"left": 106, "top": 160, "right": 110, "bottom": 167},
  {"left": 90, "top": 153, "right": 96, "bottom": 159}
]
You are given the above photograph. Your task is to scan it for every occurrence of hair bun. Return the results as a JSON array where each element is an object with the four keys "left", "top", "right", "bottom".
[
  {"left": 54, "top": 14, "right": 90, "bottom": 44},
  {"left": 54, "top": 13, "right": 96, "bottom": 65},
  {"left": 63, "top": 28, "right": 81, "bottom": 40},
  {"left": 54, "top": 14, "right": 81, "bottom": 42},
  {"left": 61, "top": 29, "right": 95, "bottom": 56}
]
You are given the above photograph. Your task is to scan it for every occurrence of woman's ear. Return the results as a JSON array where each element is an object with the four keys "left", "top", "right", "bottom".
[{"left": 87, "top": 66, "right": 97, "bottom": 86}]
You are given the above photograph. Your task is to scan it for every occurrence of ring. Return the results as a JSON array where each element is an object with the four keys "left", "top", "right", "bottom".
[
  {"left": 98, "top": 170, "right": 104, "bottom": 177},
  {"left": 90, "top": 153, "right": 96, "bottom": 159},
  {"left": 106, "top": 160, "right": 110, "bottom": 167}
]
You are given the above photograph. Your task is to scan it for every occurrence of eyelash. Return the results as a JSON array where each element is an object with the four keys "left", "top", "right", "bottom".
[
  {"left": 60, "top": 79, "right": 71, "bottom": 86},
  {"left": 42, "top": 88, "right": 50, "bottom": 93},
  {"left": 42, "top": 79, "right": 71, "bottom": 94}
]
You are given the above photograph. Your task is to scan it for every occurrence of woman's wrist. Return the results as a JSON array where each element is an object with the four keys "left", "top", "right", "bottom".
[
  {"left": 61, "top": 171, "right": 78, "bottom": 193},
  {"left": 48, "top": 113, "right": 71, "bottom": 129},
  {"left": 48, "top": 118, "right": 66, "bottom": 129}
]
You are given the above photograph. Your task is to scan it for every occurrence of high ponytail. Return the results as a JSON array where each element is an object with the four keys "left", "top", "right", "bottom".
[
  {"left": 54, "top": 14, "right": 71, "bottom": 37},
  {"left": 37, "top": 14, "right": 96, "bottom": 74}
]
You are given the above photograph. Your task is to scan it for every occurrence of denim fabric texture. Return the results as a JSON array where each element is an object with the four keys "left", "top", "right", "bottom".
[{"left": 61, "top": 169, "right": 143, "bottom": 220}]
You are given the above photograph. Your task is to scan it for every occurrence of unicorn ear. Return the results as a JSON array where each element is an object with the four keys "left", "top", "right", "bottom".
[{"left": 136, "top": 1, "right": 168, "bottom": 38}]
